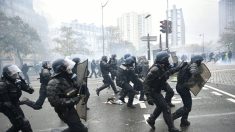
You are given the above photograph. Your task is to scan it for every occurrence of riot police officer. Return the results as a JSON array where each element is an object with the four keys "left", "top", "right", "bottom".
[
  {"left": 144, "top": 51, "right": 181, "bottom": 132},
  {"left": 96, "top": 56, "right": 119, "bottom": 96},
  {"left": 116, "top": 56, "right": 140, "bottom": 108},
  {"left": 21, "top": 61, "right": 52, "bottom": 110},
  {"left": 0, "top": 64, "right": 34, "bottom": 132},
  {"left": 47, "top": 58, "right": 88, "bottom": 132},
  {"left": 172, "top": 55, "right": 204, "bottom": 127},
  {"left": 108, "top": 54, "right": 118, "bottom": 80}
]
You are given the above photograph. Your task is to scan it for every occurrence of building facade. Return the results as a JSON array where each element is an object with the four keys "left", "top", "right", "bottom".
[
  {"left": 168, "top": 5, "right": 185, "bottom": 48},
  {"left": 219, "top": 0, "right": 235, "bottom": 35},
  {"left": 117, "top": 12, "right": 152, "bottom": 51}
]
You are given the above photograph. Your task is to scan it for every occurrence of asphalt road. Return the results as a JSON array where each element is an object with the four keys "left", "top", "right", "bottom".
[{"left": 0, "top": 64, "right": 235, "bottom": 132}]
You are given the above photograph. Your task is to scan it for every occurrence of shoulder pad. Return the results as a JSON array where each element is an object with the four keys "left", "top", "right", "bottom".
[
  {"left": 48, "top": 78, "right": 60, "bottom": 85},
  {"left": 149, "top": 65, "right": 159, "bottom": 73}
]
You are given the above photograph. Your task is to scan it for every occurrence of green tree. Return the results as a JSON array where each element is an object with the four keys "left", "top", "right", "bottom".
[
  {"left": 53, "top": 26, "right": 89, "bottom": 56},
  {"left": 0, "top": 11, "right": 41, "bottom": 66}
]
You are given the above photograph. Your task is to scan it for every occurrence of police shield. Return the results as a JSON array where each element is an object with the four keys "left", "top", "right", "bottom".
[
  {"left": 76, "top": 59, "right": 88, "bottom": 121},
  {"left": 189, "top": 63, "right": 211, "bottom": 96}
]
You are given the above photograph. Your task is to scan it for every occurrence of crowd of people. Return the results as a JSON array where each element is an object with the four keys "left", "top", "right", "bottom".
[{"left": 0, "top": 51, "right": 206, "bottom": 132}]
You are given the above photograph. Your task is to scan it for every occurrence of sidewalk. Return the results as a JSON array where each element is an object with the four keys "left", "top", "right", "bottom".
[{"left": 206, "top": 62, "right": 235, "bottom": 86}]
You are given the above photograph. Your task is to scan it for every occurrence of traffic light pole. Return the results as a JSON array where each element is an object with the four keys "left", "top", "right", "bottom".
[
  {"left": 147, "top": 33, "right": 150, "bottom": 60},
  {"left": 166, "top": 0, "right": 169, "bottom": 51},
  {"left": 159, "top": 34, "right": 162, "bottom": 50}
]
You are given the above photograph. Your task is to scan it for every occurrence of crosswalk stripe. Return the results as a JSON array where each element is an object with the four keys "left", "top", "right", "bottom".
[
  {"left": 143, "top": 114, "right": 150, "bottom": 124},
  {"left": 139, "top": 102, "right": 146, "bottom": 108},
  {"left": 205, "top": 85, "right": 235, "bottom": 99},
  {"left": 211, "top": 91, "right": 222, "bottom": 96}
]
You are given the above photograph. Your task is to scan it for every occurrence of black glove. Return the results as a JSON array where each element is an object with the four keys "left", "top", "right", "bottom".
[
  {"left": 147, "top": 99, "right": 154, "bottom": 105},
  {"left": 146, "top": 96, "right": 154, "bottom": 105},
  {"left": 27, "top": 87, "right": 34, "bottom": 94},
  {"left": 72, "top": 96, "right": 81, "bottom": 104}
]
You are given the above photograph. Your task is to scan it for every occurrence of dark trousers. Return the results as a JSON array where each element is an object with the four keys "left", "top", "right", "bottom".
[
  {"left": 0, "top": 104, "right": 32, "bottom": 132},
  {"left": 119, "top": 83, "right": 135, "bottom": 105},
  {"left": 148, "top": 93, "right": 175, "bottom": 130},
  {"left": 110, "top": 70, "right": 117, "bottom": 80},
  {"left": 55, "top": 107, "right": 87, "bottom": 132},
  {"left": 163, "top": 83, "right": 174, "bottom": 104},
  {"left": 172, "top": 85, "right": 192, "bottom": 121},
  {"left": 89, "top": 70, "right": 97, "bottom": 78},
  {"left": 97, "top": 75, "right": 118, "bottom": 93},
  {"left": 23, "top": 84, "right": 47, "bottom": 110}
]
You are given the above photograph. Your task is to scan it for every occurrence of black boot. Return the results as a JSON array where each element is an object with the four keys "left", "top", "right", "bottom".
[
  {"left": 119, "top": 98, "right": 126, "bottom": 103},
  {"left": 169, "top": 127, "right": 181, "bottom": 132},
  {"left": 146, "top": 118, "right": 155, "bottom": 129},
  {"left": 127, "top": 103, "right": 136, "bottom": 108},
  {"left": 96, "top": 89, "right": 100, "bottom": 96},
  {"left": 168, "top": 102, "right": 175, "bottom": 107},
  {"left": 180, "top": 119, "right": 190, "bottom": 127}
]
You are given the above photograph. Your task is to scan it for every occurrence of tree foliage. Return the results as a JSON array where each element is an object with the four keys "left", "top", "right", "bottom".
[
  {"left": 0, "top": 11, "right": 41, "bottom": 65},
  {"left": 53, "top": 26, "right": 89, "bottom": 57}
]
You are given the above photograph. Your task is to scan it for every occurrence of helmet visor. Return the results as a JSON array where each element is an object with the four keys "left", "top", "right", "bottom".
[{"left": 7, "top": 65, "right": 21, "bottom": 76}]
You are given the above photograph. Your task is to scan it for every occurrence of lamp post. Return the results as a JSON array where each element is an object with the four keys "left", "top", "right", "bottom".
[
  {"left": 145, "top": 14, "right": 151, "bottom": 60},
  {"left": 101, "top": 0, "right": 110, "bottom": 56}
]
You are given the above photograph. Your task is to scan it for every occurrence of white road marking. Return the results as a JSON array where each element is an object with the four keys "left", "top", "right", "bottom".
[
  {"left": 205, "top": 85, "right": 235, "bottom": 99},
  {"left": 143, "top": 112, "right": 235, "bottom": 123},
  {"left": 227, "top": 98, "right": 235, "bottom": 103},
  {"left": 171, "top": 100, "right": 182, "bottom": 104},
  {"left": 211, "top": 69, "right": 235, "bottom": 72},
  {"left": 143, "top": 114, "right": 150, "bottom": 124},
  {"left": 139, "top": 102, "right": 146, "bottom": 108},
  {"left": 202, "top": 87, "right": 208, "bottom": 90},
  {"left": 211, "top": 91, "right": 222, "bottom": 96}
]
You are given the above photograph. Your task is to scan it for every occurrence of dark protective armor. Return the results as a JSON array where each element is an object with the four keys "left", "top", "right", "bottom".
[
  {"left": 21, "top": 68, "right": 51, "bottom": 110},
  {"left": 47, "top": 75, "right": 88, "bottom": 132},
  {"left": 0, "top": 78, "right": 33, "bottom": 132},
  {"left": 108, "top": 57, "right": 118, "bottom": 80},
  {"left": 172, "top": 62, "right": 200, "bottom": 127},
  {"left": 96, "top": 59, "right": 118, "bottom": 95},
  {"left": 144, "top": 63, "right": 180, "bottom": 132},
  {"left": 116, "top": 64, "right": 140, "bottom": 108}
]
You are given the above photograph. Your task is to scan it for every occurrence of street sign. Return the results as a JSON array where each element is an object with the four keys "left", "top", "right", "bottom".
[{"left": 141, "top": 36, "right": 157, "bottom": 41}]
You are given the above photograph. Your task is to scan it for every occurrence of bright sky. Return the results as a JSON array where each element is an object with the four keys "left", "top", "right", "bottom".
[{"left": 34, "top": 0, "right": 219, "bottom": 44}]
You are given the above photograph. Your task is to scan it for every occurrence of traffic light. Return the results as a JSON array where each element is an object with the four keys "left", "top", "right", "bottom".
[
  {"left": 168, "top": 20, "right": 172, "bottom": 33},
  {"left": 160, "top": 20, "right": 172, "bottom": 34},
  {"left": 160, "top": 20, "right": 167, "bottom": 33}
]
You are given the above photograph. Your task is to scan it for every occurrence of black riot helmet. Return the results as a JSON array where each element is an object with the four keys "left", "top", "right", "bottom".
[
  {"left": 124, "top": 53, "right": 131, "bottom": 59},
  {"left": 101, "top": 56, "right": 108, "bottom": 62},
  {"left": 52, "top": 58, "right": 75, "bottom": 76},
  {"left": 111, "top": 54, "right": 117, "bottom": 59},
  {"left": 191, "top": 55, "right": 203, "bottom": 66},
  {"left": 154, "top": 51, "right": 170, "bottom": 65},
  {"left": 42, "top": 61, "right": 52, "bottom": 70},
  {"left": 2, "top": 65, "right": 21, "bottom": 81},
  {"left": 123, "top": 56, "right": 135, "bottom": 67},
  {"left": 72, "top": 57, "right": 81, "bottom": 64}
]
